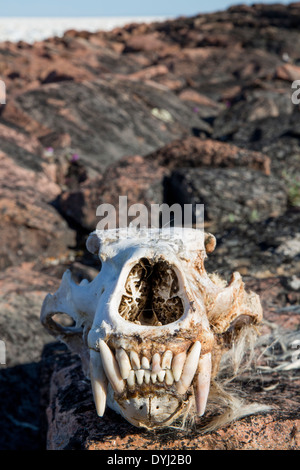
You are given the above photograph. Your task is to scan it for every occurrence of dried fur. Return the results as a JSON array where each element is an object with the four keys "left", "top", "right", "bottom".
[{"left": 169, "top": 324, "right": 272, "bottom": 433}]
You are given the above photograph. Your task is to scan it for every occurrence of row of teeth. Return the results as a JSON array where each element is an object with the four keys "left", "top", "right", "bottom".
[{"left": 89, "top": 340, "right": 211, "bottom": 418}]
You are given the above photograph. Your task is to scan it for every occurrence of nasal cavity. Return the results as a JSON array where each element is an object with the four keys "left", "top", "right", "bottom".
[{"left": 118, "top": 258, "right": 184, "bottom": 326}]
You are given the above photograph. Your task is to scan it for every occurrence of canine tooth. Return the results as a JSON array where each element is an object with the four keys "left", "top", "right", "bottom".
[
  {"left": 141, "top": 356, "right": 150, "bottom": 369},
  {"left": 99, "top": 340, "right": 125, "bottom": 394},
  {"left": 195, "top": 353, "right": 212, "bottom": 416},
  {"left": 130, "top": 351, "right": 141, "bottom": 370},
  {"left": 162, "top": 350, "right": 173, "bottom": 369},
  {"left": 89, "top": 349, "right": 107, "bottom": 417},
  {"left": 157, "top": 370, "right": 166, "bottom": 382},
  {"left": 115, "top": 348, "right": 131, "bottom": 379},
  {"left": 127, "top": 370, "right": 135, "bottom": 387},
  {"left": 165, "top": 369, "right": 174, "bottom": 385},
  {"left": 151, "top": 353, "right": 161, "bottom": 373},
  {"left": 176, "top": 341, "right": 201, "bottom": 395},
  {"left": 135, "top": 369, "right": 144, "bottom": 385},
  {"left": 172, "top": 351, "right": 187, "bottom": 382},
  {"left": 151, "top": 372, "right": 157, "bottom": 384},
  {"left": 144, "top": 370, "right": 151, "bottom": 384}
]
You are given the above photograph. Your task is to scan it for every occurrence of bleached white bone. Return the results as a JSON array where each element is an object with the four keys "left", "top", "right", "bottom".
[{"left": 40, "top": 227, "right": 263, "bottom": 429}]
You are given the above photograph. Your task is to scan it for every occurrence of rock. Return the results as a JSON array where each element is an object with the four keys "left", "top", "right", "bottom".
[
  {"left": 0, "top": 122, "right": 44, "bottom": 172},
  {"left": 212, "top": 87, "right": 295, "bottom": 147},
  {"left": 41, "top": 70, "right": 75, "bottom": 84},
  {"left": 57, "top": 155, "right": 167, "bottom": 232},
  {"left": 0, "top": 361, "right": 42, "bottom": 450},
  {"left": 0, "top": 152, "right": 76, "bottom": 270},
  {"left": 12, "top": 78, "right": 211, "bottom": 174},
  {"left": 169, "top": 167, "right": 287, "bottom": 229},
  {"left": 145, "top": 137, "right": 271, "bottom": 174},
  {"left": 127, "top": 64, "right": 169, "bottom": 81},
  {"left": 183, "top": 91, "right": 216, "bottom": 109},
  {"left": 123, "top": 33, "right": 167, "bottom": 53},
  {"left": 276, "top": 63, "right": 300, "bottom": 81},
  {"left": 205, "top": 207, "right": 300, "bottom": 279},
  {"left": 0, "top": 263, "right": 60, "bottom": 367}
]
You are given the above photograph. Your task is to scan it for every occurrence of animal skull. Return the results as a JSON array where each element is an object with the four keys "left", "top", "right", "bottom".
[{"left": 41, "top": 227, "right": 262, "bottom": 429}]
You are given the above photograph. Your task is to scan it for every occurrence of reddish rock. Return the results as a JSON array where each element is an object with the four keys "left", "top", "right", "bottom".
[
  {"left": 0, "top": 152, "right": 75, "bottom": 269},
  {"left": 0, "top": 263, "right": 61, "bottom": 367},
  {"left": 58, "top": 154, "right": 167, "bottom": 231},
  {"left": 38, "top": 131, "right": 72, "bottom": 150},
  {"left": 145, "top": 137, "right": 271, "bottom": 175},
  {"left": 178, "top": 89, "right": 221, "bottom": 108},
  {"left": 127, "top": 64, "right": 169, "bottom": 81},
  {"left": 276, "top": 63, "right": 300, "bottom": 81},
  {"left": 1, "top": 101, "right": 51, "bottom": 137},
  {"left": 123, "top": 33, "right": 167, "bottom": 53}
]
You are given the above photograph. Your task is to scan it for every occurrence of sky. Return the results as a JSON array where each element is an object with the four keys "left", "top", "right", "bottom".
[{"left": 0, "top": 0, "right": 292, "bottom": 17}]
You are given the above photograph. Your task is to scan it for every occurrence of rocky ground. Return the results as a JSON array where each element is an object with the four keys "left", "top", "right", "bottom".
[{"left": 0, "top": 3, "right": 299, "bottom": 450}]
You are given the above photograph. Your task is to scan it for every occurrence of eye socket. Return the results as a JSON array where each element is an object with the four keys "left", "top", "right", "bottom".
[
  {"left": 52, "top": 313, "right": 76, "bottom": 328},
  {"left": 118, "top": 258, "right": 184, "bottom": 326}
]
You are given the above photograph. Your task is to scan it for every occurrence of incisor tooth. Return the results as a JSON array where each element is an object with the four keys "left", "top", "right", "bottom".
[
  {"left": 144, "top": 370, "right": 151, "bottom": 384},
  {"left": 130, "top": 351, "right": 141, "bottom": 370},
  {"left": 157, "top": 370, "right": 166, "bottom": 382},
  {"left": 151, "top": 372, "right": 157, "bottom": 384},
  {"left": 165, "top": 369, "right": 174, "bottom": 385},
  {"left": 115, "top": 348, "right": 131, "bottom": 379},
  {"left": 162, "top": 350, "right": 173, "bottom": 369},
  {"left": 151, "top": 353, "right": 161, "bottom": 373},
  {"left": 176, "top": 341, "right": 201, "bottom": 394},
  {"left": 195, "top": 352, "right": 211, "bottom": 416},
  {"left": 135, "top": 369, "right": 144, "bottom": 385},
  {"left": 89, "top": 349, "right": 107, "bottom": 417},
  {"left": 99, "top": 340, "right": 125, "bottom": 394},
  {"left": 172, "top": 351, "right": 187, "bottom": 382},
  {"left": 127, "top": 370, "right": 135, "bottom": 387}
]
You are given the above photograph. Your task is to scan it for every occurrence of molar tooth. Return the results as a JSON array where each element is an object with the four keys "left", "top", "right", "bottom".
[
  {"left": 135, "top": 369, "right": 145, "bottom": 385},
  {"left": 157, "top": 370, "right": 166, "bottom": 382},
  {"left": 115, "top": 348, "right": 131, "bottom": 379},
  {"left": 144, "top": 370, "right": 151, "bottom": 384},
  {"left": 99, "top": 340, "right": 125, "bottom": 394},
  {"left": 195, "top": 353, "right": 212, "bottom": 416},
  {"left": 165, "top": 369, "right": 174, "bottom": 385},
  {"left": 162, "top": 350, "right": 173, "bottom": 369},
  {"left": 151, "top": 353, "right": 161, "bottom": 373},
  {"left": 89, "top": 349, "right": 107, "bottom": 417},
  {"left": 176, "top": 341, "right": 201, "bottom": 395},
  {"left": 127, "top": 370, "right": 135, "bottom": 387},
  {"left": 130, "top": 351, "right": 141, "bottom": 370},
  {"left": 141, "top": 356, "right": 150, "bottom": 370},
  {"left": 172, "top": 351, "right": 187, "bottom": 382}
]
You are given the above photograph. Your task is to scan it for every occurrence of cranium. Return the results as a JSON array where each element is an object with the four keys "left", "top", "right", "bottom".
[{"left": 41, "top": 227, "right": 263, "bottom": 429}]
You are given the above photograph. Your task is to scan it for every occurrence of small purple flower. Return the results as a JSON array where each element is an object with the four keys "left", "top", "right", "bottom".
[
  {"left": 193, "top": 107, "right": 199, "bottom": 113},
  {"left": 44, "top": 147, "right": 54, "bottom": 157},
  {"left": 71, "top": 153, "right": 79, "bottom": 162}
]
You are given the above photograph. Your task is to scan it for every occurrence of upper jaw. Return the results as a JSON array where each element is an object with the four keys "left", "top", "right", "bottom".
[
  {"left": 87, "top": 234, "right": 214, "bottom": 426},
  {"left": 89, "top": 337, "right": 213, "bottom": 428}
]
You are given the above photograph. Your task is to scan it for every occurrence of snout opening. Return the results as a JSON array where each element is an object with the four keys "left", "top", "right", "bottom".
[{"left": 118, "top": 258, "right": 184, "bottom": 326}]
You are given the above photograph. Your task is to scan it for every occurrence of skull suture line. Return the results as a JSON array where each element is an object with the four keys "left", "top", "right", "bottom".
[{"left": 41, "top": 228, "right": 263, "bottom": 429}]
